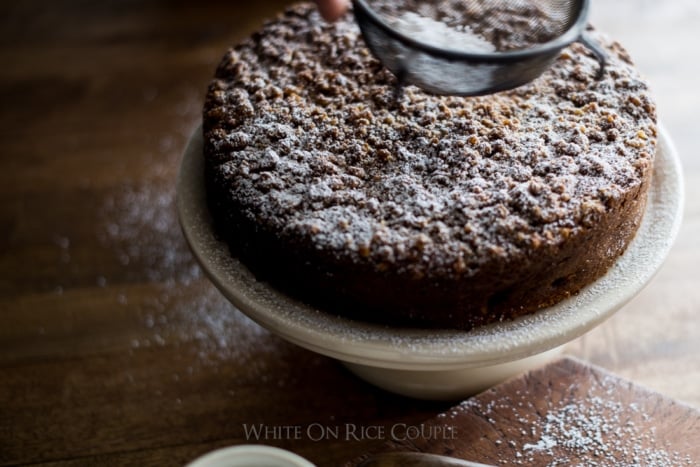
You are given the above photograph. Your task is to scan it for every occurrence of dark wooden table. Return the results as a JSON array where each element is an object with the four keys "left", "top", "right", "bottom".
[{"left": 1, "top": 1, "right": 698, "bottom": 465}]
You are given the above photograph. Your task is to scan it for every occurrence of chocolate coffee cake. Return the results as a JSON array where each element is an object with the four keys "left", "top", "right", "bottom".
[{"left": 202, "top": 3, "right": 657, "bottom": 329}]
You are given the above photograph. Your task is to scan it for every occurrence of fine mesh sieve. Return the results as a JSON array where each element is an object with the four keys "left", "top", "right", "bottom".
[{"left": 353, "top": 0, "right": 606, "bottom": 96}]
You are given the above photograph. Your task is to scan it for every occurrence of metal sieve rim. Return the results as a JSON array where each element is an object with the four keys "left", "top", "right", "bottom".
[{"left": 352, "top": 0, "right": 592, "bottom": 63}]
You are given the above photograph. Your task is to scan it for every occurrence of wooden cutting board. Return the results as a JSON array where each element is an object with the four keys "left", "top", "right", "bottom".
[{"left": 350, "top": 357, "right": 700, "bottom": 466}]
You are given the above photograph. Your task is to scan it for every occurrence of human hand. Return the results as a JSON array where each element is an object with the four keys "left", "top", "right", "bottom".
[{"left": 314, "top": 0, "right": 349, "bottom": 21}]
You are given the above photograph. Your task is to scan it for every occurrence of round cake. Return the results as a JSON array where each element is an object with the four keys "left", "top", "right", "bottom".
[{"left": 202, "top": 3, "right": 657, "bottom": 330}]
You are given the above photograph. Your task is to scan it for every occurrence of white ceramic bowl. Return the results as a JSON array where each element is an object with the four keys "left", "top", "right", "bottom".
[
  {"left": 186, "top": 445, "right": 314, "bottom": 467},
  {"left": 177, "top": 125, "right": 683, "bottom": 400}
]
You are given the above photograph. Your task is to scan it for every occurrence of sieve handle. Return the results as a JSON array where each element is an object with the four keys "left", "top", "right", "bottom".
[{"left": 579, "top": 32, "right": 607, "bottom": 79}]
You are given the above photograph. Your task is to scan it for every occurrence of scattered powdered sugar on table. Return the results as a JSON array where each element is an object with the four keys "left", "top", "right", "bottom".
[
  {"left": 99, "top": 183, "right": 200, "bottom": 285},
  {"left": 97, "top": 177, "right": 289, "bottom": 374},
  {"left": 390, "top": 12, "right": 495, "bottom": 52},
  {"left": 441, "top": 375, "right": 696, "bottom": 467},
  {"left": 517, "top": 397, "right": 692, "bottom": 466}
]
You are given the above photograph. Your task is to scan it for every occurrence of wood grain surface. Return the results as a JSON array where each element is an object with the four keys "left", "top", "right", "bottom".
[
  {"left": 1, "top": 1, "right": 699, "bottom": 466},
  {"left": 351, "top": 357, "right": 700, "bottom": 466}
]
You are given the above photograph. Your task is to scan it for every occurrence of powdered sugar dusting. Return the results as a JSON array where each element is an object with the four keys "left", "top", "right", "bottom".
[
  {"left": 442, "top": 373, "right": 697, "bottom": 466},
  {"left": 99, "top": 183, "right": 200, "bottom": 284},
  {"left": 98, "top": 179, "right": 285, "bottom": 370},
  {"left": 180, "top": 119, "right": 682, "bottom": 363},
  {"left": 390, "top": 12, "right": 495, "bottom": 52},
  {"left": 369, "top": 0, "right": 571, "bottom": 51},
  {"left": 205, "top": 5, "right": 656, "bottom": 280}
]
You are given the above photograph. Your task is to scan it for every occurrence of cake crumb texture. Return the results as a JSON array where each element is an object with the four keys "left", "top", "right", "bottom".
[{"left": 203, "top": 3, "right": 657, "bottom": 329}]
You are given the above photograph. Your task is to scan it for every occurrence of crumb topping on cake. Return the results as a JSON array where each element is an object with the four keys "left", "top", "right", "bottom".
[{"left": 203, "top": 3, "right": 656, "bottom": 280}]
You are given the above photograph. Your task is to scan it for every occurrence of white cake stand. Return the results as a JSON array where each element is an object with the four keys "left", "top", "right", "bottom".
[{"left": 177, "top": 125, "right": 683, "bottom": 400}]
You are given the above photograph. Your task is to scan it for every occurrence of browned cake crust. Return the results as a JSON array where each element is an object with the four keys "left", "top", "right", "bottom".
[{"left": 202, "top": 3, "right": 657, "bottom": 330}]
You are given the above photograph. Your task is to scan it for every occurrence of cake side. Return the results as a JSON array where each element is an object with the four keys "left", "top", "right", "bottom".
[{"left": 203, "top": 3, "right": 657, "bottom": 329}]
